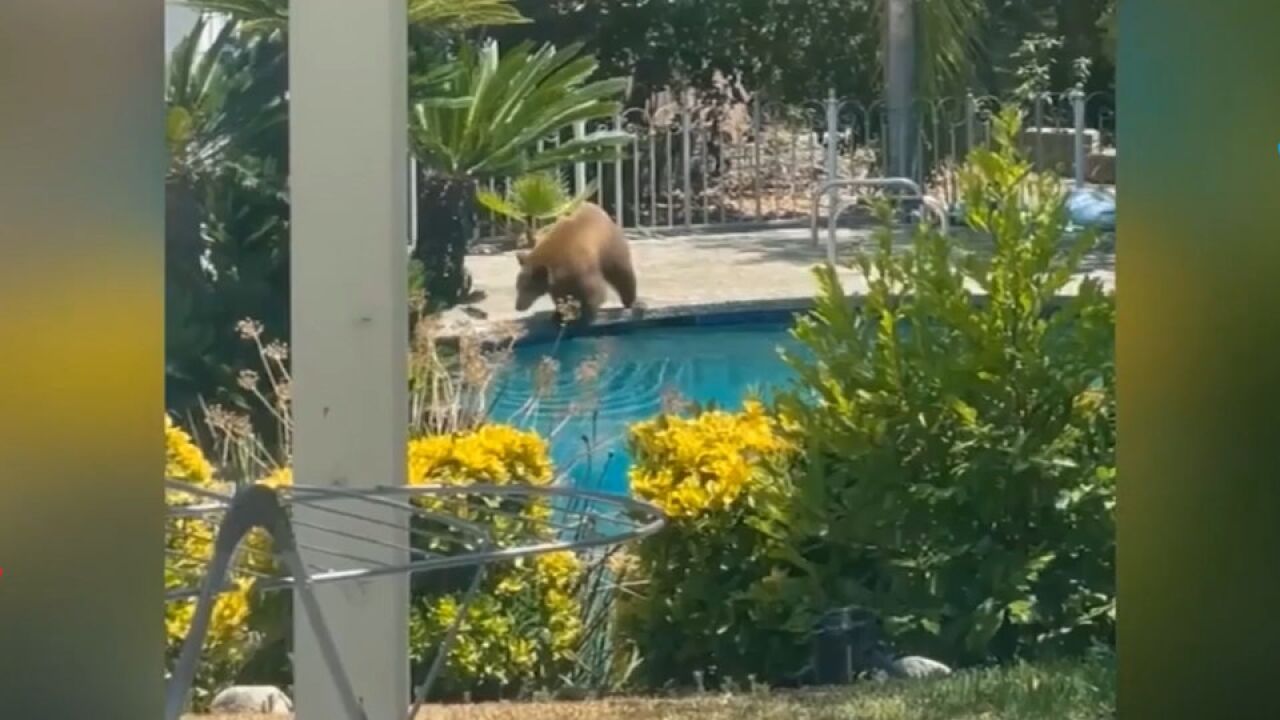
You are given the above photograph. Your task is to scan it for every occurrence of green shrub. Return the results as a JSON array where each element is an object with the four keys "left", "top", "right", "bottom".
[
  {"left": 411, "top": 551, "right": 584, "bottom": 701},
  {"left": 768, "top": 107, "right": 1116, "bottom": 667},
  {"left": 618, "top": 402, "right": 806, "bottom": 688}
]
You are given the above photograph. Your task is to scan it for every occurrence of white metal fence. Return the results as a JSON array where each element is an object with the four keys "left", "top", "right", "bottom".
[{"left": 475, "top": 88, "right": 1116, "bottom": 239}]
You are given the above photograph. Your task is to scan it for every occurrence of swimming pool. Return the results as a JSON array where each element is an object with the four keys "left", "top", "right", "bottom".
[{"left": 488, "top": 319, "right": 803, "bottom": 493}]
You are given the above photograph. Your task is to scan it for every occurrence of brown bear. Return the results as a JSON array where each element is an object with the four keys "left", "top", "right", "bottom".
[{"left": 514, "top": 201, "right": 637, "bottom": 325}]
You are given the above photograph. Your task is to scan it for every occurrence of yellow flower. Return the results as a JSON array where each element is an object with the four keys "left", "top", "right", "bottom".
[
  {"left": 258, "top": 467, "right": 292, "bottom": 488},
  {"left": 629, "top": 406, "right": 791, "bottom": 518},
  {"left": 251, "top": 423, "right": 551, "bottom": 490},
  {"left": 164, "top": 418, "right": 577, "bottom": 699},
  {"left": 163, "top": 416, "right": 256, "bottom": 689},
  {"left": 534, "top": 551, "right": 579, "bottom": 583},
  {"left": 165, "top": 416, "right": 213, "bottom": 484}
]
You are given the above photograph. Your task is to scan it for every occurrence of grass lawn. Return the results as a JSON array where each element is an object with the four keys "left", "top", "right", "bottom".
[{"left": 190, "top": 656, "right": 1115, "bottom": 720}]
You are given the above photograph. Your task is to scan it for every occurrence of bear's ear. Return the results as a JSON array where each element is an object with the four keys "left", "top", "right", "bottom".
[{"left": 515, "top": 250, "right": 531, "bottom": 266}]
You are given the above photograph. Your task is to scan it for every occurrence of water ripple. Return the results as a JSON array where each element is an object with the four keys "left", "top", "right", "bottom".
[{"left": 487, "top": 324, "right": 801, "bottom": 492}]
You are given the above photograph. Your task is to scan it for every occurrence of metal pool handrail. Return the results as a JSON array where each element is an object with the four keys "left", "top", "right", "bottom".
[{"left": 810, "top": 177, "right": 951, "bottom": 266}]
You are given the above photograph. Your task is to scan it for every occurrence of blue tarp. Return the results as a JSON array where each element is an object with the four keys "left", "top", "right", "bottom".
[
  {"left": 949, "top": 186, "right": 1116, "bottom": 232},
  {"left": 1064, "top": 187, "right": 1116, "bottom": 230}
]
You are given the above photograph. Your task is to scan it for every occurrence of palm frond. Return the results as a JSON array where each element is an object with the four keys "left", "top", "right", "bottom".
[
  {"left": 166, "top": 14, "right": 242, "bottom": 177},
  {"left": 516, "top": 132, "right": 633, "bottom": 175},
  {"left": 411, "top": 41, "right": 632, "bottom": 181},
  {"left": 180, "top": 0, "right": 527, "bottom": 35},
  {"left": 178, "top": 0, "right": 285, "bottom": 34},
  {"left": 408, "top": 0, "right": 530, "bottom": 31},
  {"left": 915, "top": 0, "right": 986, "bottom": 96},
  {"left": 474, "top": 188, "right": 526, "bottom": 220}
]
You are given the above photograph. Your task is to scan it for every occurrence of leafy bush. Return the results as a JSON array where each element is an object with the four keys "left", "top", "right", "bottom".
[
  {"left": 769, "top": 108, "right": 1116, "bottom": 667},
  {"left": 618, "top": 401, "right": 804, "bottom": 688},
  {"left": 412, "top": 550, "right": 584, "bottom": 700}
]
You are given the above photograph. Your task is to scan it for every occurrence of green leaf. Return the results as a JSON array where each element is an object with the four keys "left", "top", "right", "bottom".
[
  {"left": 1007, "top": 598, "right": 1035, "bottom": 625},
  {"left": 410, "top": 41, "right": 630, "bottom": 182},
  {"left": 474, "top": 188, "right": 524, "bottom": 220},
  {"left": 920, "top": 617, "right": 943, "bottom": 636}
]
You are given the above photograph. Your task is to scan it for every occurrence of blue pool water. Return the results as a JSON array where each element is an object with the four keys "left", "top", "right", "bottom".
[{"left": 488, "top": 320, "right": 802, "bottom": 493}]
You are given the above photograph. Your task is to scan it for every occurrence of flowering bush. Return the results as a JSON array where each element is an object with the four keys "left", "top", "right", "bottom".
[
  {"left": 628, "top": 400, "right": 790, "bottom": 518},
  {"left": 407, "top": 423, "right": 552, "bottom": 487},
  {"left": 164, "top": 416, "right": 256, "bottom": 708},
  {"left": 412, "top": 550, "right": 584, "bottom": 700},
  {"left": 405, "top": 426, "right": 581, "bottom": 699},
  {"left": 255, "top": 423, "right": 552, "bottom": 490},
  {"left": 618, "top": 402, "right": 804, "bottom": 688},
  {"left": 246, "top": 424, "right": 584, "bottom": 700}
]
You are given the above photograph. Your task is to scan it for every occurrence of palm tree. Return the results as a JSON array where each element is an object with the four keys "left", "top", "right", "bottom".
[
  {"left": 410, "top": 40, "right": 631, "bottom": 309},
  {"left": 880, "top": 0, "right": 987, "bottom": 97},
  {"left": 875, "top": 0, "right": 988, "bottom": 178},
  {"left": 166, "top": 15, "right": 243, "bottom": 388},
  {"left": 165, "top": 13, "right": 296, "bottom": 413},
  {"left": 166, "top": 15, "right": 241, "bottom": 262},
  {"left": 476, "top": 171, "right": 597, "bottom": 248}
]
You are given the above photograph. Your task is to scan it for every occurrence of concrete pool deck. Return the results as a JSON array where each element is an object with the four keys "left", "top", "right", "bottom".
[{"left": 445, "top": 225, "right": 1116, "bottom": 341}]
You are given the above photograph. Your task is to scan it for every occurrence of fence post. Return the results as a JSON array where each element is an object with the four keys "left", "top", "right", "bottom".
[
  {"left": 825, "top": 89, "right": 840, "bottom": 182},
  {"left": 825, "top": 88, "right": 840, "bottom": 255},
  {"left": 965, "top": 93, "right": 976, "bottom": 154},
  {"left": 648, "top": 125, "right": 657, "bottom": 227},
  {"left": 574, "top": 120, "right": 587, "bottom": 194},
  {"left": 681, "top": 95, "right": 693, "bottom": 228},
  {"left": 1071, "top": 89, "right": 1086, "bottom": 188},
  {"left": 752, "top": 97, "right": 763, "bottom": 220},
  {"left": 614, "top": 113, "right": 626, "bottom": 228}
]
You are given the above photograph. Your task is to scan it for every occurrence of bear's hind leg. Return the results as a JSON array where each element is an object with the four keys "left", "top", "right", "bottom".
[
  {"left": 602, "top": 257, "right": 637, "bottom": 309},
  {"left": 577, "top": 278, "right": 607, "bottom": 324}
]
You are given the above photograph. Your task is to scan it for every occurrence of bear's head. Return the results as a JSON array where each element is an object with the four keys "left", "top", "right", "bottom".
[{"left": 514, "top": 251, "right": 549, "bottom": 311}]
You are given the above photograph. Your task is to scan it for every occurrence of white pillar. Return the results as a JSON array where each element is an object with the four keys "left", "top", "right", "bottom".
[{"left": 289, "top": 1, "right": 409, "bottom": 719}]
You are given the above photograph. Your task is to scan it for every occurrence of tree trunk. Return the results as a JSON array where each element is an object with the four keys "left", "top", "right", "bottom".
[
  {"left": 884, "top": 0, "right": 916, "bottom": 179},
  {"left": 414, "top": 173, "right": 476, "bottom": 311}
]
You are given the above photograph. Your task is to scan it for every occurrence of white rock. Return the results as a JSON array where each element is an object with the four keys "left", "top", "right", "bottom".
[
  {"left": 209, "top": 685, "right": 293, "bottom": 714},
  {"left": 890, "top": 655, "right": 952, "bottom": 679}
]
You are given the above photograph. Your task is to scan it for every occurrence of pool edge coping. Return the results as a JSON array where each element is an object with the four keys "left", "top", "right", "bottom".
[
  {"left": 437, "top": 297, "right": 818, "bottom": 349},
  {"left": 433, "top": 290, "right": 1099, "bottom": 349}
]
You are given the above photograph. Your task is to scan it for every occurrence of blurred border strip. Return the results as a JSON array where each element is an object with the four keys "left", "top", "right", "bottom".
[
  {"left": 0, "top": 1, "right": 164, "bottom": 717},
  {"left": 1118, "top": 1, "right": 1280, "bottom": 718}
]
